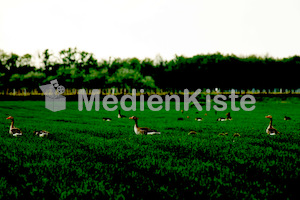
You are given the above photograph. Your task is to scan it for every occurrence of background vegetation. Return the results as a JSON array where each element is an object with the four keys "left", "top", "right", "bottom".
[{"left": 0, "top": 48, "right": 299, "bottom": 91}]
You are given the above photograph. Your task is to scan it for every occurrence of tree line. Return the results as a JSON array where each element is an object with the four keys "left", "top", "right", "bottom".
[{"left": 0, "top": 48, "right": 299, "bottom": 91}]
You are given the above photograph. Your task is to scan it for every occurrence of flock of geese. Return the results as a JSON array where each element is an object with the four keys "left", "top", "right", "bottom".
[{"left": 6, "top": 110, "right": 292, "bottom": 138}]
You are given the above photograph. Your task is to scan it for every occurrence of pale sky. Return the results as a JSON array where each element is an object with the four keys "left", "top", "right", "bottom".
[{"left": 1, "top": 0, "right": 300, "bottom": 60}]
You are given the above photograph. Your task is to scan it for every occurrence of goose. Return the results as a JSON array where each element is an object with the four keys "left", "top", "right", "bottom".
[
  {"left": 284, "top": 116, "right": 291, "bottom": 121},
  {"left": 226, "top": 112, "right": 232, "bottom": 120},
  {"left": 195, "top": 113, "right": 207, "bottom": 121},
  {"left": 195, "top": 117, "right": 203, "bottom": 121},
  {"left": 217, "top": 113, "right": 228, "bottom": 121},
  {"left": 118, "top": 110, "right": 126, "bottom": 118},
  {"left": 6, "top": 116, "right": 22, "bottom": 137},
  {"left": 129, "top": 116, "right": 161, "bottom": 135},
  {"left": 217, "top": 117, "right": 226, "bottom": 121},
  {"left": 34, "top": 130, "right": 50, "bottom": 137},
  {"left": 103, "top": 117, "right": 112, "bottom": 121},
  {"left": 265, "top": 115, "right": 279, "bottom": 135}
]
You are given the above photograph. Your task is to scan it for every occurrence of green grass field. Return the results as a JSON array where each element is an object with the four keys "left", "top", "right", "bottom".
[{"left": 0, "top": 100, "right": 299, "bottom": 199}]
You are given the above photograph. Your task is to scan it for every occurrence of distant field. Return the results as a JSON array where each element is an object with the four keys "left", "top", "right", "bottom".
[{"left": 0, "top": 100, "right": 299, "bottom": 199}]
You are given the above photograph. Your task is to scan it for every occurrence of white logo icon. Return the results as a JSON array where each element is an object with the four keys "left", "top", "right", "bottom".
[{"left": 39, "top": 79, "right": 66, "bottom": 112}]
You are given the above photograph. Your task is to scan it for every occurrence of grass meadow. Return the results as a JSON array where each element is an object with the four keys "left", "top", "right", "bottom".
[{"left": 0, "top": 99, "right": 299, "bottom": 199}]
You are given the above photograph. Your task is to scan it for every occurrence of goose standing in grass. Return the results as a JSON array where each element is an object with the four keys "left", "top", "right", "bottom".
[
  {"left": 118, "top": 110, "right": 126, "bottom": 118},
  {"left": 103, "top": 117, "right": 112, "bottom": 121},
  {"left": 129, "top": 116, "right": 161, "bottom": 135},
  {"left": 226, "top": 112, "right": 232, "bottom": 120},
  {"left": 6, "top": 116, "right": 22, "bottom": 137},
  {"left": 34, "top": 130, "right": 50, "bottom": 137},
  {"left": 265, "top": 115, "right": 279, "bottom": 135}
]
